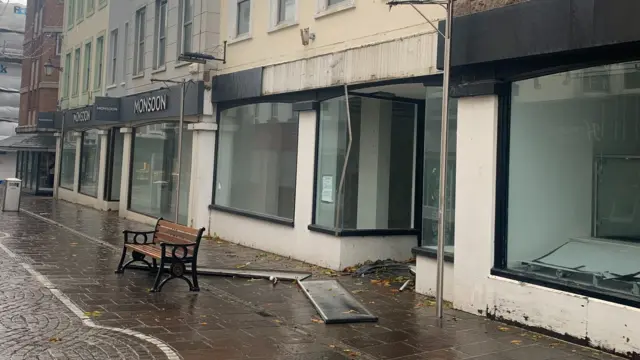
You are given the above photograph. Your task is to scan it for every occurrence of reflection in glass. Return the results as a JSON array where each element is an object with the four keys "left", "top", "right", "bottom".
[
  {"left": 38, "top": 152, "right": 55, "bottom": 191},
  {"left": 129, "top": 123, "right": 192, "bottom": 224},
  {"left": 314, "top": 96, "right": 416, "bottom": 230},
  {"left": 506, "top": 60, "right": 640, "bottom": 300},
  {"left": 79, "top": 130, "right": 101, "bottom": 197},
  {"left": 107, "top": 129, "right": 124, "bottom": 201},
  {"left": 421, "top": 87, "right": 458, "bottom": 255},
  {"left": 215, "top": 103, "right": 298, "bottom": 220},
  {"left": 60, "top": 132, "right": 77, "bottom": 190}
]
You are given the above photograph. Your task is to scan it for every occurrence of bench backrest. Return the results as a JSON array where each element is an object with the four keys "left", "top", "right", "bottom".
[{"left": 153, "top": 219, "right": 205, "bottom": 249}]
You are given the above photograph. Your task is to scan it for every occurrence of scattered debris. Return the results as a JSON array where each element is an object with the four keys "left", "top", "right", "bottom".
[
  {"left": 298, "top": 280, "right": 377, "bottom": 324},
  {"left": 48, "top": 338, "right": 62, "bottom": 343},
  {"left": 510, "top": 340, "right": 522, "bottom": 345},
  {"left": 83, "top": 311, "right": 102, "bottom": 318},
  {"left": 498, "top": 326, "right": 510, "bottom": 332}
]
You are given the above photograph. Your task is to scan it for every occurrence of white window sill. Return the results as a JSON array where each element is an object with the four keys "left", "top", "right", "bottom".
[
  {"left": 151, "top": 66, "right": 166, "bottom": 74},
  {"left": 106, "top": 84, "right": 117, "bottom": 90},
  {"left": 120, "top": 82, "right": 126, "bottom": 87},
  {"left": 132, "top": 73, "right": 145, "bottom": 80},
  {"left": 268, "top": 22, "right": 298, "bottom": 34},
  {"left": 174, "top": 61, "right": 191, "bottom": 69},
  {"left": 315, "top": 3, "right": 356, "bottom": 19},
  {"left": 228, "top": 33, "right": 252, "bottom": 45}
]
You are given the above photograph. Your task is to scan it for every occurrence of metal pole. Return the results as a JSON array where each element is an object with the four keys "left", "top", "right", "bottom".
[
  {"left": 334, "top": 84, "right": 353, "bottom": 235},
  {"left": 436, "top": 0, "right": 453, "bottom": 319},
  {"left": 174, "top": 80, "right": 186, "bottom": 223}
]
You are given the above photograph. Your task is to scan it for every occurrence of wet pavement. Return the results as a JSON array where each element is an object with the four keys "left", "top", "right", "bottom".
[{"left": 0, "top": 195, "right": 625, "bottom": 360}]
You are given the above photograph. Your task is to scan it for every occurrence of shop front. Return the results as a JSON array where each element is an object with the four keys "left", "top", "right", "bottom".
[
  {"left": 207, "top": 66, "right": 454, "bottom": 270},
  {"left": 55, "top": 82, "right": 205, "bottom": 224},
  {"left": 56, "top": 98, "right": 121, "bottom": 210},
  {"left": 0, "top": 112, "right": 59, "bottom": 195},
  {"left": 413, "top": 0, "right": 640, "bottom": 355},
  {"left": 117, "top": 82, "right": 205, "bottom": 226}
]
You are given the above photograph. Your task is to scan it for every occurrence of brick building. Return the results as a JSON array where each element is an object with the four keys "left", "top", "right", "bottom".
[{"left": 0, "top": 0, "right": 63, "bottom": 194}]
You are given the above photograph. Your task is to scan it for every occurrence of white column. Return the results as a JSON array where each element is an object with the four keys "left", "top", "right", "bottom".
[
  {"left": 96, "top": 130, "right": 109, "bottom": 201},
  {"left": 187, "top": 121, "right": 217, "bottom": 230},
  {"left": 452, "top": 95, "right": 499, "bottom": 313},
  {"left": 357, "top": 98, "right": 392, "bottom": 229},
  {"left": 294, "top": 110, "right": 317, "bottom": 230},
  {"left": 72, "top": 132, "right": 82, "bottom": 193},
  {"left": 118, "top": 128, "right": 133, "bottom": 215},
  {"left": 215, "top": 121, "right": 238, "bottom": 207},
  {"left": 53, "top": 132, "right": 62, "bottom": 198},
  {"left": 315, "top": 101, "right": 341, "bottom": 227}
]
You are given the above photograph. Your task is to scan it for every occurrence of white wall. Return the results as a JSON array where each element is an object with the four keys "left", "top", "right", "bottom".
[
  {"left": 415, "top": 256, "right": 454, "bottom": 301},
  {"left": 0, "top": 152, "right": 16, "bottom": 180},
  {"left": 444, "top": 94, "right": 640, "bottom": 356},
  {"left": 208, "top": 110, "right": 416, "bottom": 270}
]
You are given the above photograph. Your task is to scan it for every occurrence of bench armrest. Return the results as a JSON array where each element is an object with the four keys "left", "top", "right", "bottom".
[
  {"left": 159, "top": 242, "right": 197, "bottom": 259},
  {"left": 122, "top": 230, "right": 156, "bottom": 245}
]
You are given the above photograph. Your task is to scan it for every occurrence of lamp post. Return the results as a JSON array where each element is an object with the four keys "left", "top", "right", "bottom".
[{"left": 388, "top": 0, "right": 454, "bottom": 319}]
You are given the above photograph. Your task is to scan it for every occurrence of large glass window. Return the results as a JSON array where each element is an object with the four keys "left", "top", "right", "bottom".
[
  {"left": 130, "top": 123, "right": 192, "bottom": 224},
  {"left": 106, "top": 129, "right": 124, "bottom": 201},
  {"left": 60, "top": 132, "right": 77, "bottom": 190},
  {"left": 314, "top": 96, "right": 416, "bottom": 230},
  {"left": 505, "top": 60, "right": 640, "bottom": 301},
  {"left": 421, "top": 87, "right": 458, "bottom": 255},
  {"left": 79, "top": 130, "right": 101, "bottom": 197},
  {"left": 215, "top": 103, "right": 298, "bottom": 220}
]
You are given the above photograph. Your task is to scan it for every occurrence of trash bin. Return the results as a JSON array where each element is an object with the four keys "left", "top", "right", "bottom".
[{"left": 1, "top": 178, "right": 22, "bottom": 212}]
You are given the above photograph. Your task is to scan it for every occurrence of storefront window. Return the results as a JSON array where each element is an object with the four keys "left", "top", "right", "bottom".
[
  {"left": 215, "top": 103, "right": 298, "bottom": 220},
  {"left": 314, "top": 96, "right": 416, "bottom": 230},
  {"left": 39, "top": 152, "right": 55, "bottom": 191},
  {"left": 15, "top": 151, "right": 21, "bottom": 179},
  {"left": 129, "top": 123, "right": 192, "bottom": 224},
  {"left": 106, "top": 129, "right": 124, "bottom": 201},
  {"left": 421, "top": 87, "right": 458, "bottom": 255},
  {"left": 505, "top": 60, "right": 640, "bottom": 300},
  {"left": 60, "top": 132, "right": 77, "bottom": 190},
  {"left": 79, "top": 130, "right": 102, "bottom": 197}
]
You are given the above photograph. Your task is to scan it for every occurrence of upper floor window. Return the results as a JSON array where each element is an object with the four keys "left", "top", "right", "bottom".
[
  {"left": 82, "top": 41, "right": 92, "bottom": 93},
  {"left": 154, "top": 0, "right": 168, "bottom": 69},
  {"left": 67, "top": 0, "right": 75, "bottom": 28},
  {"left": 109, "top": 29, "right": 118, "bottom": 84},
  {"left": 178, "top": 0, "right": 193, "bottom": 55},
  {"left": 87, "top": 0, "right": 95, "bottom": 15},
  {"left": 72, "top": 48, "right": 81, "bottom": 96},
  {"left": 270, "top": 0, "right": 295, "bottom": 28},
  {"left": 76, "top": 0, "right": 84, "bottom": 22},
  {"left": 317, "top": 0, "right": 354, "bottom": 15},
  {"left": 94, "top": 36, "right": 104, "bottom": 90},
  {"left": 133, "top": 7, "right": 146, "bottom": 76},
  {"left": 236, "top": 0, "right": 251, "bottom": 37},
  {"left": 62, "top": 53, "right": 71, "bottom": 98},
  {"left": 55, "top": 33, "right": 63, "bottom": 55}
]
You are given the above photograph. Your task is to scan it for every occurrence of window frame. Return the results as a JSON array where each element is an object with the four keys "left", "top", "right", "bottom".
[
  {"left": 109, "top": 29, "right": 118, "bottom": 85},
  {"left": 78, "top": 130, "right": 101, "bottom": 198},
  {"left": 55, "top": 33, "right": 63, "bottom": 55},
  {"left": 315, "top": 0, "right": 355, "bottom": 18},
  {"left": 86, "top": 0, "right": 95, "bottom": 16},
  {"left": 72, "top": 47, "right": 81, "bottom": 96},
  {"left": 94, "top": 35, "right": 105, "bottom": 90},
  {"left": 82, "top": 40, "right": 92, "bottom": 94},
  {"left": 177, "top": 0, "right": 194, "bottom": 59},
  {"left": 269, "top": 0, "right": 298, "bottom": 30},
  {"left": 228, "top": 0, "right": 252, "bottom": 42},
  {"left": 123, "top": 22, "right": 129, "bottom": 81},
  {"left": 133, "top": 7, "right": 146, "bottom": 77},
  {"left": 154, "top": 0, "right": 168, "bottom": 69},
  {"left": 67, "top": 0, "right": 75, "bottom": 29},
  {"left": 76, "top": 0, "right": 84, "bottom": 24},
  {"left": 211, "top": 102, "right": 300, "bottom": 226}
]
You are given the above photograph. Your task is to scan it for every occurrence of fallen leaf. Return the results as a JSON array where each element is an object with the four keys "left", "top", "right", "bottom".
[
  {"left": 390, "top": 289, "right": 400, "bottom": 294},
  {"left": 352, "top": 290, "right": 365, "bottom": 294},
  {"left": 49, "top": 337, "right": 62, "bottom": 342},
  {"left": 329, "top": 345, "right": 336, "bottom": 349},
  {"left": 311, "top": 318, "right": 323, "bottom": 324},
  {"left": 498, "top": 326, "right": 510, "bottom": 332},
  {"left": 274, "top": 319, "right": 282, "bottom": 324},
  {"left": 510, "top": 340, "right": 522, "bottom": 345},
  {"left": 342, "top": 310, "right": 358, "bottom": 314},
  {"left": 83, "top": 311, "right": 102, "bottom": 318},
  {"left": 200, "top": 322, "right": 207, "bottom": 325},
  {"left": 236, "top": 262, "right": 251, "bottom": 269}
]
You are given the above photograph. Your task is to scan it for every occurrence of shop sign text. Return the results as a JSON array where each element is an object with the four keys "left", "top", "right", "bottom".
[
  {"left": 73, "top": 110, "right": 91, "bottom": 123},
  {"left": 134, "top": 94, "right": 168, "bottom": 115}
]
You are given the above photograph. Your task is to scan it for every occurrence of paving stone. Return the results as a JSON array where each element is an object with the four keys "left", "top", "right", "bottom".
[{"left": 0, "top": 195, "right": 625, "bottom": 360}]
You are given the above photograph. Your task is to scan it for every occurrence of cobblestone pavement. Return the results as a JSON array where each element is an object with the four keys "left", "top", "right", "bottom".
[{"left": 0, "top": 195, "right": 624, "bottom": 360}]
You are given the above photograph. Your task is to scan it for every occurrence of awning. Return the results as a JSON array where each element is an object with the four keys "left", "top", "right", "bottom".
[{"left": 0, "top": 133, "right": 56, "bottom": 152}]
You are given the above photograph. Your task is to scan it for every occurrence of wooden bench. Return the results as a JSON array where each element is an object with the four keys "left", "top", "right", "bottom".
[{"left": 115, "top": 218, "right": 206, "bottom": 293}]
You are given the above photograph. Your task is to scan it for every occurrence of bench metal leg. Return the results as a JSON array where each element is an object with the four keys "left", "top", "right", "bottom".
[
  {"left": 115, "top": 246, "right": 128, "bottom": 274},
  {"left": 150, "top": 257, "right": 165, "bottom": 293},
  {"left": 152, "top": 261, "right": 197, "bottom": 292},
  {"left": 191, "top": 262, "right": 200, "bottom": 292}
]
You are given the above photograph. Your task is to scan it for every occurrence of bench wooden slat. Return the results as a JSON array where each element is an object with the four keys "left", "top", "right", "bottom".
[
  {"left": 126, "top": 244, "right": 162, "bottom": 258},
  {"left": 156, "top": 227, "right": 198, "bottom": 242},
  {"left": 158, "top": 220, "right": 200, "bottom": 236},
  {"left": 155, "top": 232, "right": 194, "bottom": 245}
]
